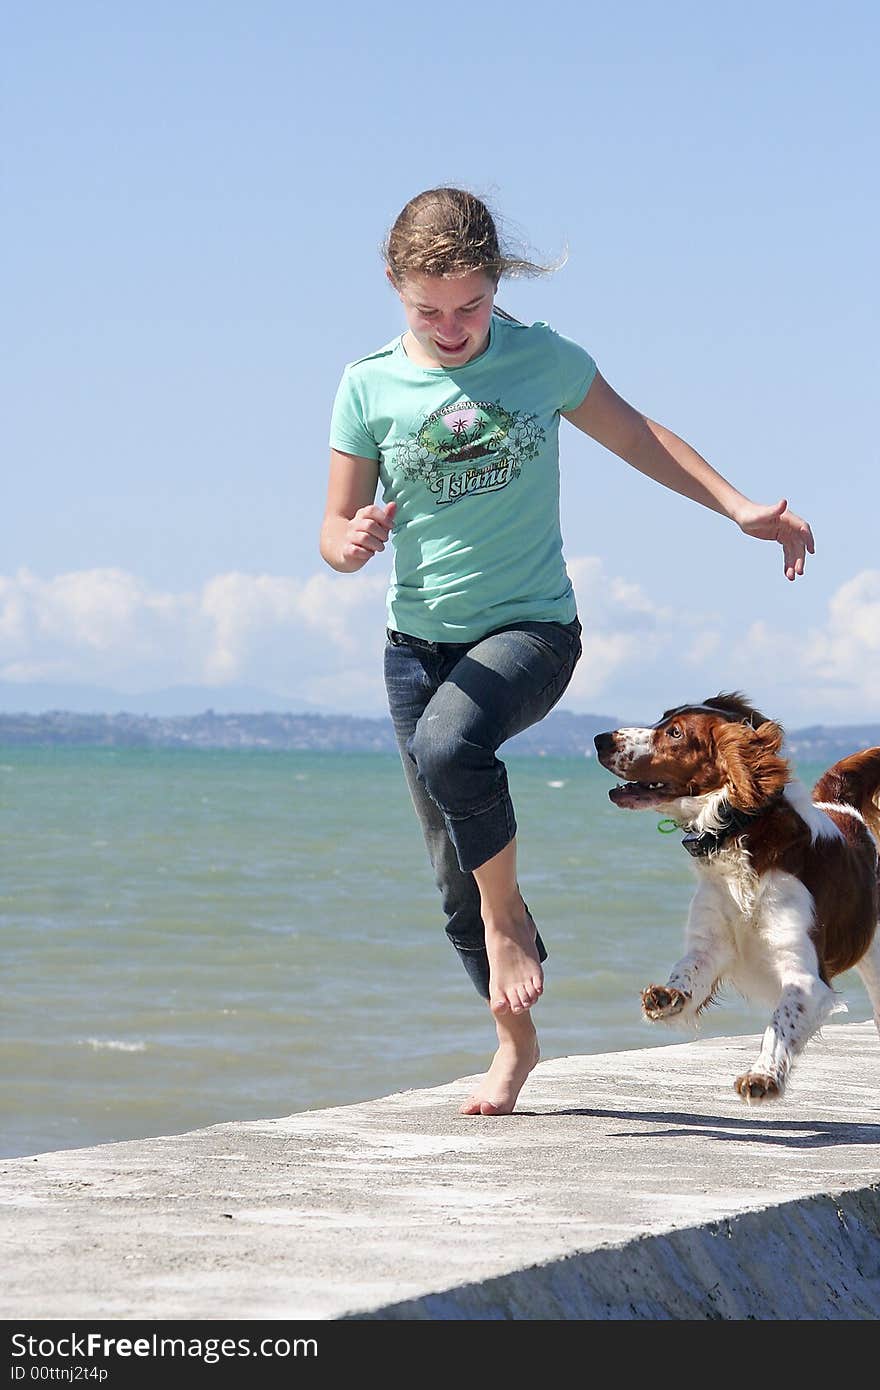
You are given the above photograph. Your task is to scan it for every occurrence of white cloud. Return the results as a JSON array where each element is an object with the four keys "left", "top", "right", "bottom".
[
  {"left": 0, "top": 565, "right": 391, "bottom": 709},
  {"left": 807, "top": 569, "right": 880, "bottom": 672},
  {"left": 1, "top": 562, "right": 878, "bottom": 724},
  {"left": 565, "top": 555, "right": 723, "bottom": 711},
  {"left": 723, "top": 571, "right": 880, "bottom": 723},
  {"left": 566, "top": 561, "right": 880, "bottom": 724}
]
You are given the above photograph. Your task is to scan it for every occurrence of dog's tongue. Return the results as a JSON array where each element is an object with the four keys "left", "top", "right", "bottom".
[{"left": 609, "top": 782, "right": 665, "bottom": 810}]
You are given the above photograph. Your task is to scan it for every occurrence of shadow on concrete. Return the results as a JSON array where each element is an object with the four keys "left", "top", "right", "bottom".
[{"left": 515, "top": 1106, "right": 880, "bottom": 1147}]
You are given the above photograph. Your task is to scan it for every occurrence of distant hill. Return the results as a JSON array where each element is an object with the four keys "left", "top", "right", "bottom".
[
  {"left": 1, "top": 708, "right": 878, "bottom": 763},
  {"left": 0, "top": 681, "right": 318, "bottom": 716}
]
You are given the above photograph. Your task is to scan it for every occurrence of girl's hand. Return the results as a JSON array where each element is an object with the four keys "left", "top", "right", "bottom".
[
  {"left": 340, "top": 501, "right": 397, "bottom": 570},
  {"left": 735, "top": 498, "right": 815, "bottom": 581}
]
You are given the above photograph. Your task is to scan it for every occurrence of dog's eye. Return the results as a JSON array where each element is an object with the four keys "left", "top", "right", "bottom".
[{"left": 667, "top": 724, "right": 683, "bottom": 739}]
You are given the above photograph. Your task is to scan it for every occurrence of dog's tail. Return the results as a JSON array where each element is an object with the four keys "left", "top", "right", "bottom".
[{"left": 813, "top": 747, "right": 880, "bottom": 844}]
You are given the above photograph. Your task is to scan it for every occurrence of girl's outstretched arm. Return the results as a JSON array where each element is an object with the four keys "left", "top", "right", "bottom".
[{"left": 563, "top": 373, "right": 815, "bottom": 581}]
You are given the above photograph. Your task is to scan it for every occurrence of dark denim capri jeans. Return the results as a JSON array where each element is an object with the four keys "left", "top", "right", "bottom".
[{"left": 383, "top": 616, "right": 582, "bottom": 998}]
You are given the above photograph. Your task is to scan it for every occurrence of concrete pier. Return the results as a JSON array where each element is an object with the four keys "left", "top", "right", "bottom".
[{"left": 2, "top": 1021, "right": 879, "bottom": 1320}]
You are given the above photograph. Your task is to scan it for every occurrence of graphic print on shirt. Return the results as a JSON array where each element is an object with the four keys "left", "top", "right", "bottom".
[{"left": 395, "top": 400, "right": 545, "bottom": 505}]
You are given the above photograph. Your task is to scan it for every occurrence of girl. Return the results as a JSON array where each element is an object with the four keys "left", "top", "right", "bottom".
[{"left": 321, "top": 187, "right": 814, "bottom": 1117}]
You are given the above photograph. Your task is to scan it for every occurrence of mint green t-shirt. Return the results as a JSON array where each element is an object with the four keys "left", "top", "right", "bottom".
[{"left": 329, "top": 314, "right": 597, "bottom": 642}]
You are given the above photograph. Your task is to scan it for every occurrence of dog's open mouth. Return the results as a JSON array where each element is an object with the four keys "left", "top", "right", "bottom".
[{"left": 609, "top": 780, "right": 675, "bottom": 809}]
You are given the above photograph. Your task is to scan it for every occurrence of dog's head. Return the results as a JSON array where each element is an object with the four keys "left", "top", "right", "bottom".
[{"left": 594, "top": 692, "right": 789, "bottom": 816}]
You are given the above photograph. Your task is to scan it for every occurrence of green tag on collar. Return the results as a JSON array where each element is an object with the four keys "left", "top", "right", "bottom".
[{"left": 657, "top": 818, "right": 679, "bottom": 834}]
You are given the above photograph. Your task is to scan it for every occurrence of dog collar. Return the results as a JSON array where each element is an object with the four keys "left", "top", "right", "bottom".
[{"left": 681, "top": 799, "right": 778, "bottom": 858}]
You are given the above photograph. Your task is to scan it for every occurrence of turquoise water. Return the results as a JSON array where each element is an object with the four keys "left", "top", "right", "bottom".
[{"left": 1, "top": 747, "right": 872, "bottom": 1158}]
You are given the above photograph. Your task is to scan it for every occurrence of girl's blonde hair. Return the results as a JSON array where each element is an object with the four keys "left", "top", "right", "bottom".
[{"left": 383, "top": 187, "right": 553, "bottom": 284}]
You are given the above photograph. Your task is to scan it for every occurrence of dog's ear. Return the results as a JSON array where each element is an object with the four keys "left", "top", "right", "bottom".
[
  {"left": 714, "top": 719, "right": 788, "bottom": 810},
  {"left": 703, "top": 691, "right": 770, "bottom": 727}
]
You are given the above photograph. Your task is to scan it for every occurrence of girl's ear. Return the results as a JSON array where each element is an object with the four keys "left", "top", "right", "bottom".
[
  {"left": 385, "top": 267, "right": 400, "bottom": 291},
  {"left": 715, "top": 720, "right": 788, "bottom": 811}
]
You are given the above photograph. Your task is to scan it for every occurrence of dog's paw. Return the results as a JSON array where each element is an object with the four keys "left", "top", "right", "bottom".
[
  {"left": 641, "top": 984, "right": 689, "bottom": 1020},
  {"left": 734, "top": 1071, "right": 782, "bottom": 1102}
]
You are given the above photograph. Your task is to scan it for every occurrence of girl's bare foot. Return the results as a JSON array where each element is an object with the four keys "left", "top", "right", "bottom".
[
  {"left": 484, "top": 902, "right": 543, "bottom": 1016},
  {"left": 460, "top": 1010, "right": 540, "bottom": 1116},
  {"left": 471, "top": 839, "right": 542, "bottom": 1016}
]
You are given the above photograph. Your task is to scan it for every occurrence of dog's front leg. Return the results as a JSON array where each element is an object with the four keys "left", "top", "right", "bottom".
[
  {"left": 734, "top": 977, "right": 837, "bottom": 1100},
  {"left": 734, "top": 873, "right": 840, "bottom": 1101},
  {"left": 642, "top": 881, "right": 733, "bottom": 1025}
]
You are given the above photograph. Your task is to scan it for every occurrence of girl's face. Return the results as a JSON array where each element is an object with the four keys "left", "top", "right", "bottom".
[{"left": 390, "top": 268, "right": 497, "bottom": 368}]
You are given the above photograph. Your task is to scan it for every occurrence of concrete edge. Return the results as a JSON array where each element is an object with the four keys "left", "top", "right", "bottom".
[{"left": 348, "top": 1184, "right": 880, "bottom": 1320}]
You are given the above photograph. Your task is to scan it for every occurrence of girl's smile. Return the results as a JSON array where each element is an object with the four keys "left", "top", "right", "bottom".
[{"left": 388, "top": 268, "right": 497, "bottom": 369}]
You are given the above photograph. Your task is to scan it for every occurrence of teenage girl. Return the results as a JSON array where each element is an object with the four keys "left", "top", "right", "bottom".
[{"left": 321, "top": 187, "right": 814, "bottom": 1116}]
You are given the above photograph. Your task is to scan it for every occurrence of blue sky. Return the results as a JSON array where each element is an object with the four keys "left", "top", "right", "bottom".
[{"left": 3, "top": 1, "right": 878, "bottom": 724}]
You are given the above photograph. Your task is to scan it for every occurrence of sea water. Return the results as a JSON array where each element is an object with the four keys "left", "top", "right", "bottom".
[{"left": 0, "top": 747, "right": 871, "bottom": 1157}]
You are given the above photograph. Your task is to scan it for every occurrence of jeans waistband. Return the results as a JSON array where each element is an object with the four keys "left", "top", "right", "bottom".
[
  {"left": 386, "top": 628, "right": 444, "bottom": 652},
  {"left": 387, "top": 619, "right": 581, "bottom": 654}
]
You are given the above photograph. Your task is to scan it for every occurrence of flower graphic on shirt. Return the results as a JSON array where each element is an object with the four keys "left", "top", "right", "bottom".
[
  {"left": 508, "top": 412, "right": 544, "bottom": 458},
  {"left": 396, "top": 399, "right": 545, "bottom": 504}
]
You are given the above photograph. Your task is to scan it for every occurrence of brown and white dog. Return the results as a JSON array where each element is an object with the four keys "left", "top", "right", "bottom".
[{"left": 594, "top": 692, "right": 880, "bottom": 1101}]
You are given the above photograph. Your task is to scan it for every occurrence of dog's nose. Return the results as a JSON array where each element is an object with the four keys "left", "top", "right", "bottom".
[{"left": 594, "top": 732, "right": 614, "bottom": 755}]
